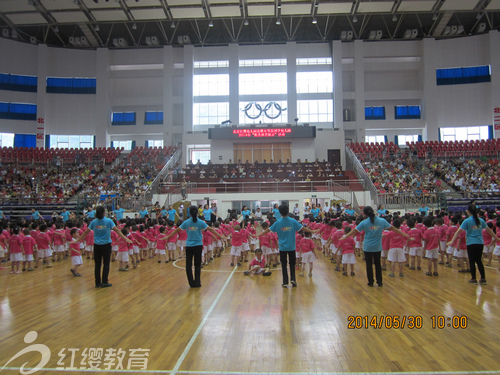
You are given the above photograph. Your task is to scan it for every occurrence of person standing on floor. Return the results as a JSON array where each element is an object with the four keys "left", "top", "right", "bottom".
[
  {"left": 77, "top": 206, "right": 132, "bottom": 288},
  {"left": 341, "top": 206, "right": 412, "bottom": 287}
]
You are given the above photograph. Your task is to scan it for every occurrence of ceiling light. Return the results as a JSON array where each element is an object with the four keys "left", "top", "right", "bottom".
[
  {"left": 170, "top": 21, "right": 175, "bottom": 28},
  {"left": 276, "top": 18, "right": 281, "bottom": 25},
  {"left": 392, "top": 15, "right": 397, "bottom": 22},
  {"left": 243, "top": 19, "right": 249, "bottom": 26},
  {"left": 432, "top": 13, "right": 438, "bottom": 21},
  {"left": 132, "top": 23, "right": 137, "bottom": 30},
  {"left": 208, "top": 20, "right": 213, "bottom": 27},
  {"left": 94, "top": 24, "right": 100, "bottom": 31},
  {"left": 476, "top": 12, "right": 482, "bottom": 20},
  {"left": 312, "top": 17, "right": 317, "bottom": 24},
  {"left": 54, "top": 26, "right": 59, "bottom": 33},
  {"left": 352, "top": 15, "right": 357, "bottom": 23}
]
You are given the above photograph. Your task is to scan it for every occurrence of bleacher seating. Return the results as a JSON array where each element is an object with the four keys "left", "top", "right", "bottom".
[
  {"left": 406, "top": 139, "right": 500, "bottom": 158},
  {"left": 0, "top": 146, "right": 123, "bottom": 165}
]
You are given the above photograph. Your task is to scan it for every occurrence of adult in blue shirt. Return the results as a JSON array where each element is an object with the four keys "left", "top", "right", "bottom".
[
  {"left": 166, "top": 206, "right": 224, "bottom": 288},
  {"left": 241, "top": 206, "right": 252, "bottom": 220},
  {"left": 86, "top": 207, "right": 96, "bottom": 219},
  {"left": 202, "top": 204, "right": 213, "bottom": 223},
  {"left": 31, "top": 208, "right": 40, "bottom": 221},
  {"left": 139, "top": 206, "right": 148, "bottom": 218},
  {"left": 342, "top": 206, "right": 411, "bottom": 287},
  {"left": 447, "top": 204, "right": 498, "bottom": 285},
  {"left": 77, "top": 206, "right": 132, "bottom": 288},
  {"left": 344, "top": 206, "right": 356, "bottom": 217},
  {"left": 60, "top": 208, "right": 70, "bottom": 222},
  {"left": 272, "top": 203, "right": 281, "bottom": 220},
  {"left": 310, "top": 204, "right": 321, "bottom": 219},
  {"left": 167, "top": 205, "right": 177, "bottom": 222},
  {"left": 0, "top": 210, "right": 4, "bottom": 220},
  {"left": 113, "top": 205, "right": 125, "bottom": 221},
  {"left": 259, "top": 204, "right": 317, "bottom": 287},
  {"left": 376, "top": 205, "right": 386, "bottom": 217},
  {"left": 159, "top": 206, "right": 168, "bottom": 219},
  {"left": 418, "top": 203, "right": 429, "bottom": 216}
]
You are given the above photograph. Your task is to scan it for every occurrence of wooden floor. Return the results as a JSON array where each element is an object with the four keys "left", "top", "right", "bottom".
[{"left": 1, "top": 249, "right": 499, "bottom": 375}]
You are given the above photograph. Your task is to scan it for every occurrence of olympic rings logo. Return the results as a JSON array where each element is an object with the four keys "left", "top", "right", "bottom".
[{"left": 243, "top": 102, "right": 287, "bottom": 120}]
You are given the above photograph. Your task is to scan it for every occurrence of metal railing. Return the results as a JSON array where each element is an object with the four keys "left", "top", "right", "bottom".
[
  {"left": 345, "top": 147, "right": 379, "bottom": 206},
  {"left": 376, "top": 192, "right": 439, "bottom": 209},
  {"left": 0, "top": 156, "right": 108, "bottom": 167},
  {"left": 159, "top": 179, "right": 363, "bottom": 195},
  {"left": 143, "top": 148, "right": 181, "bottom": 204},
  {"left": 412, "top": 150, "right": 500, "bottom": 160}
]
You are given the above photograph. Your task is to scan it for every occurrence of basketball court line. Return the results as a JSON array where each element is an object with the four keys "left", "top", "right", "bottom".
[{"left": 1, "top": 367, "right": 499, "bottom": 374}]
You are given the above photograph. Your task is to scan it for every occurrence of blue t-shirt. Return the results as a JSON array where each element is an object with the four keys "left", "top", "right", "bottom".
[
  {"left": 114, "top": 208, "right": 125, "bottom": 220},
  {"left": 356, "top": 216, "right": 391, "bottom": 252},
  {"left": 140, "top": 209, "right": 148, "bottom": 218},
  {"left": 87, "top": 210, "right": 95, "bottom": 219},
  {"left": 272, "top": 208, "right": 281, "bottom": 220},
  {"left": 376, "top": 209, "right": 386, "bottom": 217},
  {"left": 32, "top": 211, "right": 40, "bottom": 220},
  {"left": 270, "top": 216, "right": 303, "bottom": 251},
  {"left": 89, "top": 217, "right": 116, "bottom": 245},
  {"left": 345, "top": 209, "right": 356, "bottom": 216},
  {"left": 180, "top": 218, "right": 208, "bottom": 247},
  {"left": 418, "top": 207, "right": 429, "bottom": 216},
  {"left": 311, "top": 208, "right": 321, "bottom": 218},
  {"left": 160, "top": 209, "right": 168, "bottom": 218},
  {"left": 460, "top": 217, "right": 487, "bottom": 246},
  {"left": 203, "top": 209, "right": 213, "bottom": 221},
  {"left": 168, "top": 209, "right": 177, "bottom": 222},
  {"left": 242, "top": 210, "right": 252, "bottom": 218},
  {"left": 60, "top": 211, "right": 70, "bottom": 222}
]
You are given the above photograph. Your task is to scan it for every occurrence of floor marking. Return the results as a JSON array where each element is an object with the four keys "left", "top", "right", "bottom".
[
  {"left": 169, "top": 266, "right": 238, "bottom": 375},
  {"left": 2, "top": 367, "right": 499, "bottom": 375},
  {"left": 172, "top": 259, "right": 281, "bottom": 273}
]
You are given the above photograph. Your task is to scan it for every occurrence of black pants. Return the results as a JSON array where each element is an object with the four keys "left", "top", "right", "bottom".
[
  {"left": 186, "top": 245, "right": 203, "bottom": 287},
  {"left": 467, "top": 244, "right": 485, "bottom": 280},
  {"left": 279, "top": 251, "right": 296, "bottom": 285},
  {"left": 94, "top": 243, "right": 112, "bottom": 287},
  {"left": 364, "top": 251, "right": 382, "bottom": 285}
]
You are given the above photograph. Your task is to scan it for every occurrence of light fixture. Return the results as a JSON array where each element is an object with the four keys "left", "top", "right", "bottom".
[
  {"left": 432, "top": 13, "right": 438, "bottom": 21},
  {"left": 476, "top": 12, "right": 482, "bottom": 20},
  {"left": 276, "top": 18, "right": 281, "bottom": 25},
  {"left": 208, "top": 20, "right": 213, "bottom": 27},
  {"left": 170, "top": 21, "right": 176, "bottom": 28},
  {"left": 243, "top": 19, "right": 249, "bottom": 26},
  {"left": 94, "top": 24, "right": 100, "bottom": 31},
  {"left": 132, "top": 23, "right": 137, "bottom": 30},
  {"left": 54, "top": 26, "right": 59, "bottom": 33},
  {"left": 392, "top": 15, "right": 397, "bottom": 22},
  {"left": 312, "top": 17, "right": 317, "bottom": 24},
  {"left": 352, "top": 15, "right": 357, "bottom": 23}
]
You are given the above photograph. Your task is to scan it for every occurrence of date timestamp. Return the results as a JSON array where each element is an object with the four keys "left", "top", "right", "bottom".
[{"left": 347, "top": 315, "right": 468, "bottom": 329}]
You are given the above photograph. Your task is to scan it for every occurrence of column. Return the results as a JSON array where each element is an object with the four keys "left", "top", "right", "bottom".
[
  {"left": 183, "top": 45, "right": 194, "bottom": 133},
  {"left": 332, "top": 40, "right": 343, "bottom": 130},
  {"left": 163, "top": 45, "right": 174, "bottom": 146},
  {"left": 489, "top": 31, "right": 500, "bottom": 138},
  {"left": 422, "top": 38, "right": 439, "bottom": 141},
  {"left": 228, "top": 43, "right": 239, "bottom": 126},
  {"left": 353, "top": 40, "right": 365, "bottom": 142},
  {"left": 36, "top": 44, "right": 48, "bottom": 148},
  {"left": 286, "top": 42, "right": 297, "bottom": 125},
  {"left": 95, "top": 48, "right": 110, "bottom": 147}
]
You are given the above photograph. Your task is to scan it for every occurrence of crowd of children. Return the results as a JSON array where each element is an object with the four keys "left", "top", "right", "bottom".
[{"left": 1, "top": 206, "right": 499, "bottom": 286}]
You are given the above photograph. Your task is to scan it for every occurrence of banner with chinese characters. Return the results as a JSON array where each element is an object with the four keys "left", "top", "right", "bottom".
[
  {"left": 495, "top": 107, "right": 500, "bottom": 138},
  {"left": 36, "top": 117, "right": 45, "bottom": 148}
]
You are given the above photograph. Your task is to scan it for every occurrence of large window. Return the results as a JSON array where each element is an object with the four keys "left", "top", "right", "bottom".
[
  {"left": 0, "top": 133, "right": 15, "bottom": 147},
  {"left": 193, "top": 103, "right": 229, "bottom": 126},
  {"left": 395, "top": 105, "right": 421, "bottom": 120},
  {"left": 112, "top": 140, "right": 133, "bottom": 151},
  {"left": 296, "top": 57, "right": 332, "bottom": 65},
  {"left": 49, "top": 135, "right": 93, "bottom": 149},
  {"left": 147, "top": 140, "right": 164, "bottom": 148},
  {"left": 144, "top": 111, "right": 163, "bottom": 125},
  {"left": 0, "top": 73, "right": 37, "bottom": 92},
  {"left": 194, "top": 61, "right": 228, "bottom": 68},
  {"left": 366, "top": 135, "right": 386, "bottom": 144},
  {"left": 440, "top": 126, "right": 490, "bottom": 142},
  {"left": 46, "top": 77, "right": 96, "bottom": 94},
  {"left": 296, "top": 72, "right": 333, "bottom": 93},
  {"left": 397, "top": 135, "right": 419, "bottom": 146},
  {"left": 111, "top": 112, "right": 136, "bottom": 126},
  {"left": 239, "top": 59, "right": 286, "bottom": 67},
  {"left": 436, "top": 65, "right": 491, "bottom": 85},
  {"left": 239, "top": 101, "right": 288, "bottom": 125},
  {"left": 297, "top": 100, "right": 333, "bottom": 123},
  {"left": 365, "top": 106, "right": 386, "bottom": 120},
  {"left": 239, "top": 73, "right": 287, "bottom": 95},
  {"left": 193, "top": 74, "right": 229, "bottom": 96},
  {"left": 190, "top": 146, "right": 211, "bottom": 164},
  {"left": 0, "top": 102, "right": 37, "bottom": 121}
]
